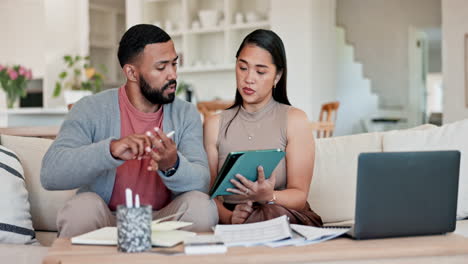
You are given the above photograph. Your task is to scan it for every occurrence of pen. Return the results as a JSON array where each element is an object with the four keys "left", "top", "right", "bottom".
[
  {"left": 125, "top": 188, "right": 133, "bottom": 208},
  {"left": 166, "top": 130, "right": 175, "bottom": 139},
  {"left": 146, "top": 130, "right": 175, "bottom": 139},
  {"left": 157, "top": 130, "right": 175, "bottom": 143},
  {"left": 135, "top": 194, "right": 140, "bottom": 208}
]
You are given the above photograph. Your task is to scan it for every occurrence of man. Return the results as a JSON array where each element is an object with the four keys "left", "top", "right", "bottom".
[{"left": 41, "top": 24, "right": 218, "bottom": 238}]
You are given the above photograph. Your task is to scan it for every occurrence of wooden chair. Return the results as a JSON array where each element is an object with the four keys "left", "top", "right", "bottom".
[
  {"left": 319, "top": 101, "right": 340, "bottom": 123},
  {"left": 310, "top": 121, "right": 335, "bottom": 139},
  {"left": 314, "top": 101, "right": 340, "bottom": 138},
  {"left": 196, "top": 100, "right": 233, "bottom": 121}
]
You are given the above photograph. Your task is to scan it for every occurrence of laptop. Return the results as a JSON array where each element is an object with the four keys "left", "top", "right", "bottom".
[{"left": 347, "top": 150, "right": 460, "bottom": 240}]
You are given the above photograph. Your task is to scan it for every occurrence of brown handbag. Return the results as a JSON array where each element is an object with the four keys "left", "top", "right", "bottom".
[{"left": 244, "top": 202, "right": 323, "bottom": 227}]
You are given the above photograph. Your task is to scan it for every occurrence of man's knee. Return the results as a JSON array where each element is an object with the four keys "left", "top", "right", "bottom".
[
  {"left": 57, "top": 192, "right": 113, "bottom": 238},
  {"left": 176, "top": 191, "right": 218, "bottom": 232}
]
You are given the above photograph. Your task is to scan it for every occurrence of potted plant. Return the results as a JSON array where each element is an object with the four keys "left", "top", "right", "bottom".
[
  {"left": 53, "top": 55, "right": 106, "bottom": 105},
  {"left": 176, "top": 81, "right": 194, "bottom": 103},
  {"left": 0, "top": 64, "right": 33, "bottom": 108}
]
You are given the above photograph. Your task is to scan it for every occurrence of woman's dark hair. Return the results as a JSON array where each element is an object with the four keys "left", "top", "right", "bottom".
[
  {"left": 225, "top": 29, "right": 290, "bottom": 137},
  {"left": 117, "top": 24, "right": 171, "bottom": 68}
]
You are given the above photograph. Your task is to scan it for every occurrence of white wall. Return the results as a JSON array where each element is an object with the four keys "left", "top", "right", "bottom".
[
  {"left": 271, "top": 0, "right": 336, "bottom": 120},
  {"left": 442, "top": 0, "right": 468, "bottom": 123},
  {"left": 43, "top": 0, "right": 89, "bottom": 108},
  {"left": 0, "top": 0, "right": 46, "bottom": 78},
  {"left": 0, "top": 0, "right": 88, "bottom": 109},
  {"left": 0, "top": 0, "right": 45, "bottom": 109},
  {"left": 336, "top": 0, "right": 441, "bottom": 110},
  {"left": 0, "top": 0, "right": 46, "bottom": 109}
]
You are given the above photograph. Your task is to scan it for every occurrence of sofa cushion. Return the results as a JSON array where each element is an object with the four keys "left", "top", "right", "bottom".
[
  {"left": 308, "top": 132, "right": 383, "bottom": 223},
  {"left": 0, "top": 135, "right": 76, "bottom": 232},
  {"left": 0, "top": 145, "right": 35, "bottom": 244},
  {"left": 382, "top": 119, "right": 468, "bottom": 219},
  {"left": 455, "top": 219, "right": 468, "bottom": 238}
]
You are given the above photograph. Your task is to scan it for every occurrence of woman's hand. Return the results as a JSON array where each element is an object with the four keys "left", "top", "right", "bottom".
[
  {"left": 231, "top": 201, "right": 253, "bottom": 224},
  {"left": 226, "top": 166, "right": 276, "bottom": 203}
]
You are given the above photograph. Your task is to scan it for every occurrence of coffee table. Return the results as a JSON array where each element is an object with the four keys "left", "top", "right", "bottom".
[{"left": 43, "top": 234, "right": 468, "bottom": 264}]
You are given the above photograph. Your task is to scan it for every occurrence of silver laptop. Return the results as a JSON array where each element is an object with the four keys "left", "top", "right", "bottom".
[{"left": 347, "top": 151, "right": 460, "bottom": 240}]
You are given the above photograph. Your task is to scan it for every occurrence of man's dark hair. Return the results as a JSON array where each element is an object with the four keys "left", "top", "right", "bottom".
[{"left": 117, "top": 24, "right": 171, "bottom": 68}]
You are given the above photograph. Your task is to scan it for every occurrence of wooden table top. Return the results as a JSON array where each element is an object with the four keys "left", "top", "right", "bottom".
[{"left": 43, "top": 234, "right": 468, "bottom": 264}]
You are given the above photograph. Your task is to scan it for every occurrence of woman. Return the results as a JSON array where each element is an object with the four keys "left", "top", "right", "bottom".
[{"left": 204, "top": 29, "right": 322, "bottom": 226}]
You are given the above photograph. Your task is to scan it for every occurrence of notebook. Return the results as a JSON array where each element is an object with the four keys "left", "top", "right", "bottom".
[{"left": 71, "top": 220, "right": 195, "bottom": 247}]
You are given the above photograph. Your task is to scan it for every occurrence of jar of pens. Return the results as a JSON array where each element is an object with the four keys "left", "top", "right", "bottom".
[{"left": 117, "top": 188, "right": 152, "bottom": 253}]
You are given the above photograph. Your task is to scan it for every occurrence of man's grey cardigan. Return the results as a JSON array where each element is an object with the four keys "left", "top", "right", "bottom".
[{"left": 40, "top": 88, "right": 210, "bottom": 204}]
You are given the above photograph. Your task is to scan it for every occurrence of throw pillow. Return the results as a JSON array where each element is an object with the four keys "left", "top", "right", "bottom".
[
  {"left": 0, "top": 135, "right": 76, "bottom": 232},
  {"left": 0, "top": 145, "right": 35, "bottom": 244}
]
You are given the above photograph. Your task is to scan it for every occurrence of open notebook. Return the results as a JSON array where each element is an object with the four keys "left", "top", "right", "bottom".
[{"left": 71, "top": 221, "right": 194, "bottom": 248}]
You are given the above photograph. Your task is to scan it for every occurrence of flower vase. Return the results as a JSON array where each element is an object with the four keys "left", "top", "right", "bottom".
[{"left": 6, "top": 93, "right": 19, "bottom": 109}]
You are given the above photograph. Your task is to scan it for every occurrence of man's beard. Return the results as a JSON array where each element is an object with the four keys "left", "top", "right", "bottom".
[{"left": 140, "top": 75, "right": 176, "bottom": 105}]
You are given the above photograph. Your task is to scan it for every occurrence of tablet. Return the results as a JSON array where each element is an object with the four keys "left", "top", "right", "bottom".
[{"left": 209, "top": 149, "right": 285, "bottom": 198}]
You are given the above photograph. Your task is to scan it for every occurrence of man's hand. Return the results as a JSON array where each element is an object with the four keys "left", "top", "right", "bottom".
[
  {"left": 110, "top": 134, "right": 152, "bottom": 161},
  {"left": 146, "top": 128, "right": 178, "bottom": 172},
  {"left": 231, "top": 201, "right": 253, "bottom": 224}
]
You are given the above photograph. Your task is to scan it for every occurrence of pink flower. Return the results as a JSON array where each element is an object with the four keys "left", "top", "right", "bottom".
[
  {"left": 7, "top": 68, "right": 18, "bottom": 80},
  {"left": 0, "top": 65, "right": 4, "bottom": 71},
  {"left": 18, "top": 66, "right": 27, "bottom": 76},
  {"left": 26, "top": 69, "right": 33, "bottom": 80}
]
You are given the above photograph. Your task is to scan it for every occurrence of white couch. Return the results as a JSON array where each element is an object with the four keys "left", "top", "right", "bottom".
[{"left": 1, "top": 120, "right": 467, "bottom": 264}]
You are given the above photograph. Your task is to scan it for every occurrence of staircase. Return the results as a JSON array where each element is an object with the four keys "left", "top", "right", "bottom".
[{"left": 334, "top": 27, "right": 379, "bottom": 136}]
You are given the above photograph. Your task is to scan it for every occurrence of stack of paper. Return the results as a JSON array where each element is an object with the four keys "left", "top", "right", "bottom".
[
  {"left": 213, "top": 215, "right": 350, "bottom": 248},
  {"left": 214, "top": 215, "right": 292, "bottom": 247}
]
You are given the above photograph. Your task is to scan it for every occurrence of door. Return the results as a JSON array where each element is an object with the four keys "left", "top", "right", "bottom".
[{"left": 408, "top": 27, "right": 428, "bottom": 127}]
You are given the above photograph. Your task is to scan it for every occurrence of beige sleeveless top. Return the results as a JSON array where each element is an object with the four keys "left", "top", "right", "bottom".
[{"left": 216, "top": 98, "right": 291, "bottom": 204}]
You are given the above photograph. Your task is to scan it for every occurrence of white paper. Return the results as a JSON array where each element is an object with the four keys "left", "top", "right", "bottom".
[
  {"left": 264, "top": 232, "right": 306, "bottom": 248},
  {"left": 214, "top": 215, "right": 291, "bottom": 247},
  {"left": 290, "top": 224, "right": 350, "bottom": 244}
]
